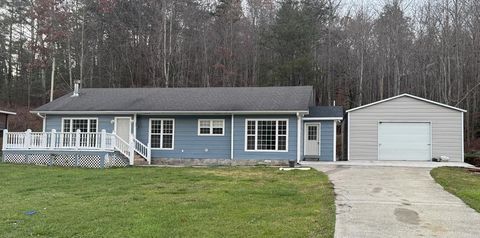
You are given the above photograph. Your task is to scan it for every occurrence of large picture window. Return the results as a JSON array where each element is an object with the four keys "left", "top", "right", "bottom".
[
  {"left": 61, "top": 118, "right": 98, "bottom": 147},
  {"left": 198, "top": 119, "right": 224, "bottom": 136},
  {"left": 62, "top": 118, "right": 98, "bottom": 133},
  {"left": 150, "top": 119, "right": 174, "bottom": 149},
  {"left": 245, "top": 119, "right": 288, "bottom": 152}
]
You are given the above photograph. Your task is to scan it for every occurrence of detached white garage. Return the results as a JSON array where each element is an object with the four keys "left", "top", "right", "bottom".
[{"left": 346, "top": 94, "right": 466, "bottom": 162}]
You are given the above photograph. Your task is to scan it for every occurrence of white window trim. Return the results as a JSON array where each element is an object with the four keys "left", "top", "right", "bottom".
[
  {"left": 149, "top": 118, "right": 175, "bottom": 150},
  {"left": 244, "top": 118, "right": 289, "bottom": 152},
  {"left": 61, "top": 117, "right": 99, "bottom": 133},
  {"left": 197, "top": 119, "right": 225, "bottom": 136}
]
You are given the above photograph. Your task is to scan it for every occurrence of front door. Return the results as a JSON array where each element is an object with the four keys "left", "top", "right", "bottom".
[
  {"left": 304, "top": 123, "right": 320, "bottom": 157},
  {"left": 115, "top": 117, "right": 131, "bottom": 142}
]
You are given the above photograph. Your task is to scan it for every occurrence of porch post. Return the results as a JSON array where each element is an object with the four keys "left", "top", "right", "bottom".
[
  {"left": 50, "top": 129, "right": 56, "bottom": 149},
  {"left": 129, "top": 136, "right": 134, "bottom": 165},
  {"left": 100, "top": 129, "right": 106, "bottom": 149},
  {"left": 75, "top": 129, "right": 81, "bottom": 150},
  {"left": 25, "top": 129, "right": 32, "bottom": 149},
  {"left": 147, "top": 142, "right": 151, "bottom": 164},
  {"left": 42, "top": 132, "right": 48, "bottom": 148},
  {"left": 133, "top": 114, "right": 137, "bottom": 138},
  {"left": 2, "top": 129, "right": 7, "bottom": 150},
  {"left": 111, "top": 130, "right": 116, "bottom": 149}
]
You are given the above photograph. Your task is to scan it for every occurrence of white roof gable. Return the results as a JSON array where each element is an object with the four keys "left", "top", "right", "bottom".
[{"left": 346, "top": 94, "right": 466, "bottom": 113}]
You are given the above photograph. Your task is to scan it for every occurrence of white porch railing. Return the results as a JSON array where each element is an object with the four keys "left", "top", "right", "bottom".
[
  {"left": 2, "top": 129, "right": 151, "bottom": 165},
  {"left": 133, "top": 137, "right": 151, "bottom": 164},
  {"left": 111, "top": 133, "right": 133, "bottom": 165},
  {"left": 3, "top": 129, "right": 113, "bottom": 150}
]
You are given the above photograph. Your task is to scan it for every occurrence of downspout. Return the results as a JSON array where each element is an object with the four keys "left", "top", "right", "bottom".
[
  {"left": 230, "top": 114, "right": 234, "bottom": 160},
  {"left": 296, "top": 112, "right": 302, "bottom": 163},
  {"left": 37, "top": 113, "right": 46, "bottom": 132},
  {"left": 462, "top": 112, "right": 464, "bottom": 162},
  {"left": 333, "top": 120, "right": 337, "bottom": 161}
]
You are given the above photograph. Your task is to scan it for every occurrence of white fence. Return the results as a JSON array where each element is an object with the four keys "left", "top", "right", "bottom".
[{"left": 2, "top": 129, "right": 151, "bottom": 165}]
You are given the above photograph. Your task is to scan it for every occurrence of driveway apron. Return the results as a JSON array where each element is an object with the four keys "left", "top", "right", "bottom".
[{"left": 310, "top": 165, "right": 480, "bottom": 238}]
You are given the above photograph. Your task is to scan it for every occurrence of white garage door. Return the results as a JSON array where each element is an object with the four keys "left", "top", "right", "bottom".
[{"left": 378, "top": 122, "right": 431, "bottom": 161}]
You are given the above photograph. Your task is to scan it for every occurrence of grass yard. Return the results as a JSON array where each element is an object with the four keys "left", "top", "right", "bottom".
[
  {"left": 431, "top": 167, "right": 480, "bottom": 212},
  {"left": 0, "top": 164, "right": 334, "bottom": 238}
]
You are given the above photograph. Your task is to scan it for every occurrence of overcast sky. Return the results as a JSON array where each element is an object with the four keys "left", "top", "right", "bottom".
[{"left": 340, "top": 0, "right": 423, "bottom": 17}]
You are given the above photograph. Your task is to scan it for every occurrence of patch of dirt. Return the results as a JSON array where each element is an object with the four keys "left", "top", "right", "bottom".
[{"left": 466, "top": 168, "right": 480, "bottom": 175}]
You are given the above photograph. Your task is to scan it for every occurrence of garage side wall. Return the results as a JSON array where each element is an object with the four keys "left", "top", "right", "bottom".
[{"left": 348, "top": 96, "right": 463, "bottom": 161}]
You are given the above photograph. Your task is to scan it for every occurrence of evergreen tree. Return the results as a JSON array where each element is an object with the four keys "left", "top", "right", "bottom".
[{"left": 265, "top": 0, "right": 328, "bottom": 86}]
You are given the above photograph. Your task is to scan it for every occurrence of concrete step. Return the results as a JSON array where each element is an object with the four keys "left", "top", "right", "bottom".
[{"left": 133, "top": 152, "right": 148, "bottom": 165}]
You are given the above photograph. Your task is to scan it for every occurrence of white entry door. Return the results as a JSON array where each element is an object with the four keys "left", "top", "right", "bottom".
[
  {"left": 115, "top": 117, "right": 131, "bottom": 143},
  {"left": 378, "top": 122, "right": 431, "bottom": 161},
  {"left": 304, "top": 123, "right": 320, "bottom": 157}
]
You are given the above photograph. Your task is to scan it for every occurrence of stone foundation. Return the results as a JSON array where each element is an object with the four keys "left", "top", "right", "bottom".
[{"left": 151, "top": 158, "right": 289, "bottom": 166}]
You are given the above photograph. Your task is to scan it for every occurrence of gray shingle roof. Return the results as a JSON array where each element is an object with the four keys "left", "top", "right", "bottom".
[
  {"left": 33, "top": 86, "right": 314, "bottom": 113},
  {"left": 306, "top": 106, "right": 344, "bottom": 118}
]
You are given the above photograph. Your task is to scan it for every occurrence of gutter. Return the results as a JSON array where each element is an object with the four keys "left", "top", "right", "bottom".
[
  {"left": 29, "top": 110, "right": 310, "bottom": 115},
  {"left": 36, "top": 113, "right": 45, "bottom": 119},
  {"left": 36, "top": 113, "right": 46, "bottom": 132}
]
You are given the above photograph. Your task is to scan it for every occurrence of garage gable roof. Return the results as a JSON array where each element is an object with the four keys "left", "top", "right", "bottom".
[{"left": 346, "top": 94, "right": 467, "bottom": 113}]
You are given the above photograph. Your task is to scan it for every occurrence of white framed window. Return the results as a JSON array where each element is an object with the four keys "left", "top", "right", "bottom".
[
  {"left": 198, "top": 119, "right": 225, "bottom": 136},
  {"left": 245, "top": 119, "right": 288, "bottom": 152},
  {"left": 62, "top": 118, "right": 98, "bottom": 133},
  {"left": 149, "top": 119, "right": 175, "bottom": 150},
  {"left": 61, "top": 118, "right": 98, "bottom": 147}
]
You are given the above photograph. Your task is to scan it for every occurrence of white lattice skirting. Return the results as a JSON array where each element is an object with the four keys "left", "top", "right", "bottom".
[
  {"left": 105, "top": 152, "right": 130, "bottom": 167},
  {"left": 3, "top": 152, "right": 129, "bottom": 168}
]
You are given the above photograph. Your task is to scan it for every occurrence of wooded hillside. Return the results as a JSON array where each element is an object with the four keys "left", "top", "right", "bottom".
[{"left": 1, "top": 0, "right": 479, "bottom": 149}]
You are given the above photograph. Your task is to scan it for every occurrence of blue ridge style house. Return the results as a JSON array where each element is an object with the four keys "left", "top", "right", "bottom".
[{"left": 2, "top": 85, "right": 343, "bottom": 168}]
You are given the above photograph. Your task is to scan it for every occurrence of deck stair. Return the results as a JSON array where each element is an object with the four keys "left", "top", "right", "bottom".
[{"left": 134, "top": 152, "right": 149, "bottom": 165}]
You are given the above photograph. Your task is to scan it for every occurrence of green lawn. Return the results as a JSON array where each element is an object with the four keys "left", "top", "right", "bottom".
[
  {"left": 0, "top": 164, "right": 335, "bottom": 238},
  {"left": 431, "top": 167, "right": 480, "bottom": 212}
]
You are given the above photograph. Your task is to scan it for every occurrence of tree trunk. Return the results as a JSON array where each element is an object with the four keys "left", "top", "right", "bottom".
[{"left": 358, "top": 49, "right": 364, "bottom": 105}]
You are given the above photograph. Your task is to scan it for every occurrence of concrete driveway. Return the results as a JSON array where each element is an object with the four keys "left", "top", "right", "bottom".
[{"left": 308, "top": 164, "right": 480, "bottom": 238}]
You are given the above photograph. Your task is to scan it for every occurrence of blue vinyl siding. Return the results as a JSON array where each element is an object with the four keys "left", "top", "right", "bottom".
[
  {"left": 136, "top": 115, "right": 231, "bottom": 159},
  {"left": 43, "top": 113, "right": 305, "bottom": 161},
  {"left": 319, "top": 121, "right": 334, "bottom": 161},
  {"left": 233, "top": 115, "right": 297, "bottom": 160}
]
